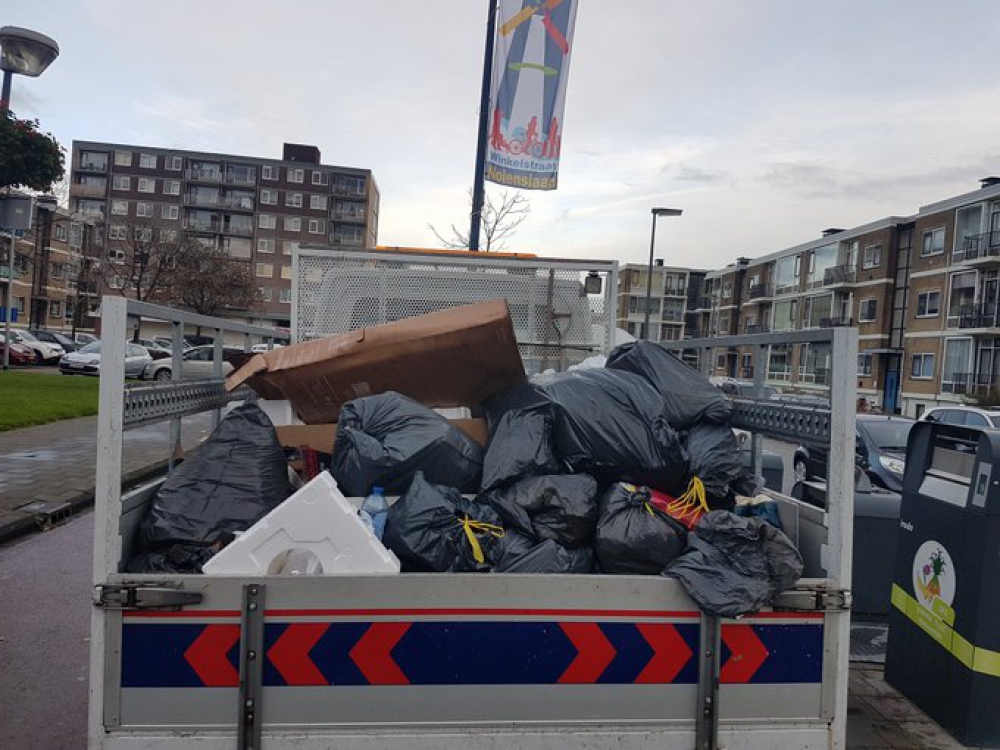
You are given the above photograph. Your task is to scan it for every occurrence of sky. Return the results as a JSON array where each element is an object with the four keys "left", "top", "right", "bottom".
[{"left": 6, "top": 0, "right": 1000, "bottom": 269}]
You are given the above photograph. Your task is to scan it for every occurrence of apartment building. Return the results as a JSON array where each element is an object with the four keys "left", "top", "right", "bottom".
[
  {"left": 616, "top": 261, "right": 706, "bottom": 342},
  {"left": 1, "top": 202, "right": 101, "bottom": 337},
  {"left": 69, "top": 141, "right": 379, "bottom": 328}
]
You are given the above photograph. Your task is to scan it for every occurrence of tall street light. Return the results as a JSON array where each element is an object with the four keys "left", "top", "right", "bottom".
[
  {"left": 643, "top": 207, "right": 682, "bottom": 338},
  {"left": 1, "top": 26, "right": 59, "bottom": 370}
]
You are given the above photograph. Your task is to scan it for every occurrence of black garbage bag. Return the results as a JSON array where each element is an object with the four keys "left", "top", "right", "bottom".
[
  {"left": 330, "top": 392, "right": 484, "bottom": 497},
  {"left": 683, "top": 424, "right": 743, "bottom": 503},
  {"left": 606, "top": 340, "right": 733, "bottom": 429},
  {"left": 481, "top": 474, "right": 598, "bottom": 548},
  {"left": 594, "top": 482, "right": 687, "bottom": 575},
  {"left": 126, "top": 544, "right": 219, "bottom": 574},
  {"left": 535, "top": 369, "right": 688, "bottom": 493},
  {"left": 383, "top": 472, "right": 504, "bottom": 572},
  {"left": 132, "top": 404, "right": 291, "bottom": 572},
  {"left": 480, "top": 383, "right": 562, "bottom": 491},
  {"left": 494, "top": 539, "right": 595, "bottom": 574},
  {"left": 666, "top": 510, "right": 803, "bottom": 618},
  {"left": 492, "top": 529, "right": 538, "bottom": 569}
]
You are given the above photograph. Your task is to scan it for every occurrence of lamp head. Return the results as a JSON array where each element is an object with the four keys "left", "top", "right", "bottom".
[
  {"left": 652, "top": 207, "right": 683, "bottom": 217},
  {"left": 0, "top": 26, "right": 60, "bottom": 77}
]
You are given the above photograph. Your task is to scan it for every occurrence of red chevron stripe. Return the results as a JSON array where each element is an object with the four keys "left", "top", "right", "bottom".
[
  {"left": 558, "top": 622, "right": 617, "bottom": 683},
  {"left": 720, "top": 624, "right": 769, "bottom": 683},
  {"left": 183, "top": 624, "right": 240, "bottom": 687},
  {"left": 268, "top": 623, "right": 330, "bottom": 686},
  {"left": 634, "top": 622, "right": 693, "bottom": 683},
  {"left": 349, "top": 622, "right": 411, "bottom": 685}
]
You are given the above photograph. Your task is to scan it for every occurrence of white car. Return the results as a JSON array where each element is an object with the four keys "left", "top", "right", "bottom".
[
  {"left": 1, "top": 330, "right": 64, "bottom": 364},
  {"left": 143, "top": 345, "right": 237, "bottom": 381},
  {"left": 920, "top": 406, "right": 1000, "bottom": 429},
  {"left": 251, "top": 342, "right": 283, "bottom": 353},
  {"left": 59, "top": 341, "right": 153, "bottom": 377}
]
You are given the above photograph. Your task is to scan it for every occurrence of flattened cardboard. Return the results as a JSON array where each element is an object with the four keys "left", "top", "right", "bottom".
[
  {"left": 227, "top": 300, "right": 525, "bottom": 424},
  {"left": 275, "top": 418, "right": 488, "bottom": 454}
]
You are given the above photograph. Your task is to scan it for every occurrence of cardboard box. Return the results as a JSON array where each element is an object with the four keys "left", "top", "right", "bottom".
[
  {"left": 227, "top": 300, "right": 525, "bottom": 424},
  {"left": 275, "top": 417, "right": 488, "bottom": 454}
]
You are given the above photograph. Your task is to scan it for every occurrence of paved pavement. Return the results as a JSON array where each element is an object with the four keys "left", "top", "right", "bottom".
[{"left": 0, "top": 412, "right": 216, "bottom": 541}]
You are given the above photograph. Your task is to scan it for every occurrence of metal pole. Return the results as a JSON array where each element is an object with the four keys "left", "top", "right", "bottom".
[
  {"left": 469, "top": 0, "right": 498, "bottom": 252},
  {"left": 2, "top": 232, "right": 11, "bottom": 370},
  {"left": 643, "top": 213, "right": 658, "bottom": 338},
  {"left": 1, "top": 70, "right": 11, "bottom": 114}
]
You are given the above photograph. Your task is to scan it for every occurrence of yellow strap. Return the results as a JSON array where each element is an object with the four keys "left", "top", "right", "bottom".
[
  {"left": 667, "top": 476, "right": 709, "bottom": 524},
  {"left": 457, "top": 515, "right": 505, "bottom": 564}
]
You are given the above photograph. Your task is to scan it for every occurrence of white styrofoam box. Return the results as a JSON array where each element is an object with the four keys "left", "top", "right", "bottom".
[
  {"left": 256, "top": 399, "right": 303, "bottom": 427},
  {"left": 202, "top": 472, "right": 400, "bottom": 576}
]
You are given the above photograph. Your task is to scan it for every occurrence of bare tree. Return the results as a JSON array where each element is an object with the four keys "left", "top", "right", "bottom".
[
  {"left": 172, "top": 244, "right": 262, "bottom": 325},
  {"left": 429, "top": 189, "right": 530, "bottom": 252}
]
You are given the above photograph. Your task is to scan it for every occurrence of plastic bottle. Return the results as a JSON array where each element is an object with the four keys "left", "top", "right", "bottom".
[{"left": 361, "top": 486, "right": 388, "bottom": 540}]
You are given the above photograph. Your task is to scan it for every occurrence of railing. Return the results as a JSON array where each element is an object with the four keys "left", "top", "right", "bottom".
[
  {"left": 961, "top": 231, "right": 1000, "bottom": 262},
  {"left": 333, "top": 209, "right": 366, "bottom": 223},
  {"left": 225, "top": 173, "right": 257, "bottom": 186},
  {"left": 740, "top": 366, "right": 754, "bottom": 379},
  {"left": 939, "top": 372, "right": 995, "bottom": 396},
  {"left": 330, "top": 234, "right": 364, "bottom": 246},
  {"left": 70, "top": 183, "right": 107, "bottom": 198},
  {"left": 820, "top": 316, "right": 854, "bottom": 328},
  {"left": 223, "top": 196, "right": 255, "bottom": 211},
  {"left": 182, "top": 219, "right": 220, "bottom": 233},
  {"left": 185, "top": 169, "right": 223, "bottom": 183},
  {"left": 77, "top": 160, "right": 107, "bottom": 172},
  {"left": 774, "top": 282, "right": 799, "bottom": 296},
  {"left": 745, "top": 323, "right": 770, "bottom": 334},
  {"left": 747, "top": 283, "right": 773, "bottom": 299},
  {"left": 221, "top": 222, "right": 254, "bottom": 237},
  {"left": 958, "top": 302, "right": 1000, "bottom": 329},
  {"left": 333, "top": 184, "right": 366, "bottom": 197},
  {"left": 823, "top": 265, "right": 856, "bottom": 286},
  {"left": 183, "top": 193, "right": 221, "bottom": 207},
  {"left": 696, "top": 295, "right": 713, "bottom": 309}
]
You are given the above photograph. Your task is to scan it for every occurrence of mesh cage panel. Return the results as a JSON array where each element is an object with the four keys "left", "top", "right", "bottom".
[{"left": 295, "top": 249, "right": 616, "bottom": 374}]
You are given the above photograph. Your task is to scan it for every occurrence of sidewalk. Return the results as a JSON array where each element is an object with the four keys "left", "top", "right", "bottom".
[{"left": 0, "top": 413, "right": 215, "bottom": 541}]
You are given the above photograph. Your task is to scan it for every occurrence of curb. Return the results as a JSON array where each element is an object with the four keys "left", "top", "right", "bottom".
[{"left": 0, "top": 459, "right": 171, "bottom": 545}]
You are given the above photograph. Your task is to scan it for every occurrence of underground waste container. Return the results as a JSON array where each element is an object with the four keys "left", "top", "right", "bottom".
[{"left": 885, "top": 421, "right": 1000, "bottom": 747}]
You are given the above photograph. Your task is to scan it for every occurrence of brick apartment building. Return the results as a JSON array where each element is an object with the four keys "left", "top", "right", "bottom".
[
  {"left": 1, "top": 202, "right": 101, "bottom": 339},
  {"left": 617, "top": 177, "right": 1000, "bottom": 418},
  {"left": 616, "top": 262, "right": 706, "bottom": 342},
  {"left": 68, "top": 141, "right": 379, "bottom": 329}
]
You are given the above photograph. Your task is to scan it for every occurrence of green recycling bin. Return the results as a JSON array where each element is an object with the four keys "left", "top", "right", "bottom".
[{"left": 885, "top": 421, "right": 1000, "bottom": 747}]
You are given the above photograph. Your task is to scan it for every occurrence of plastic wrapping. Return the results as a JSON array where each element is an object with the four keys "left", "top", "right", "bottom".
[
  {"left": 330, "top": 392, "right": 484, "bottom": 497},
  {"left": 594, "top": 482, "right": 687, "bottom": 575},
  {"left": 683, "top": 424, "right": 743, "bottom": 502},
  {"left": 130, "top": 404, "right": 292, "bottom": 572},
  {"left": 481, "top": 383, "right": 562, "bottom": 491},
  {"left": 494, "top": 539, "right": 595, "bottom": 574},
  {"left": 666, "top": 510, "right": 803, "bottom": 618},
  {"left": 606, "top": 340, "right": 733, "bottom": 429},
  {"left": 382, "top": 472, "right": 504, "bottom": 572},
  {"left": 481, "top": 474, "right": 598, "bottom": 548},
  {"left": 535, "top": 369, "right": 688, "bottom": 493}
]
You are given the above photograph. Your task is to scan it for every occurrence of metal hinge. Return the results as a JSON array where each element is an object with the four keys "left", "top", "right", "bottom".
[
  {"left": 93, "top": 582, "right": 203, "bottom": 610},
  {"left": 772, "top": 585, "right": 852, "bottom": 612}
]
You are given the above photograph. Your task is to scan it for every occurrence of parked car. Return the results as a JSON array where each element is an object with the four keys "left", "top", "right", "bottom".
[
  {"left": 74, "top": 332, "right": 98, "bottom": 346},
  {"left": 3, "top": 330, "right": 64, "bottom": 363},
  {"left": 142, "top": 345, "right": 244, "bottom": 381},
  {"left": 793, "top": 413, "right": 914, "bottom": 493},
  {"left": 136, "top": 338, "right": 173, "bottom": 360},
  {"left": 59, "top": 341, "right": 153, "bottom": 378},
  {"left": 151, "top": 336, "right": 193, "bottom": 352},
  {"left": 0, "top": 336, "right": 36, "bottom": 365},
  {"left": 713, "top": 378, "right": 778, "bottom": 399},
  {"left": 251, "top": 342, "right": 284, "bottom": 353},
  {"left": 921, "top": 405, "right": 1000, "bottom": 429},
  {"left": 28, "top": 328, "right": 79, "bottom": 352}
]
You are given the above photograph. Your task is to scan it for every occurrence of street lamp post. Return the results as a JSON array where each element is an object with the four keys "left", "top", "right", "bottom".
[
  {"left": 643, "top": 207, "right": 682, "bottom": 339},
  {"left": 0, "top": 26, "right": 59, "bottom": 370}
]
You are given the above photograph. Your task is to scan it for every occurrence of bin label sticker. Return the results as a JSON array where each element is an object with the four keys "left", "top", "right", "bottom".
[{"left": 912, "top": 540, "right": 955, "bottom": 620}]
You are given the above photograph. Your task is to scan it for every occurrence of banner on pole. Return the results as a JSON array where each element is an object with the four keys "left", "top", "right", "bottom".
[{"left": 485, "top": 0, "right": 578, "bottom": 191}]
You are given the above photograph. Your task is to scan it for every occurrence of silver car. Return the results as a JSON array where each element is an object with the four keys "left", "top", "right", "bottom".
[{"left": 59, "top": 341, "right": 153, "bottom": 377}]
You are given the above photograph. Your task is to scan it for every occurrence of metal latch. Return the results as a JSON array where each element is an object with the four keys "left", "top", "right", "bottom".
[
  {"left": 94, "top": 583, "right": 203, "bottom": 610},
  {"left": 772, "top": 585, "right": 852, "bottom": 612}
]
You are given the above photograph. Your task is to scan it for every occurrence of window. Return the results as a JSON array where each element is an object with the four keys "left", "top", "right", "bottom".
[
  {"left": 916, "top": 290, "right": 941, "bottom": 317},
  {"left": 310, "top": 194, "right": 328, "bottom": 210},
  {"left": 846, "top": 240, "right": 859, "bottom": 269},
  {"left": 910, "top": 353, "right": 934, "bottom": 379},
  {"left": 281, "top": 264, "right": 292, "bottom": 279},
  {"left": 261, "top": 165, "right": 278, "bottom": 180},
  {"left": 255, "top": 263, "right": 273, "bottom": 278},
  {"left": 112, "top": 175, "right": 131, "bottom": 191},
  {"left": 108, "top": 224, "right": 127, "bottom": 241},
  {"left": 258, "top": 213, "right": 276, "bottom": 229},
  {"left": 335, "top": 175, "right": 366, "bottom": 195},
  {"left": 139, "top": 153, "right": 157, "bottom": 169},
  {"left": 942, "top": 338, "right": 972, "bottom": 388},
  {"left": 163, "top": 180, "right": 180, "bottom": 195},
  {"left": 948, "top": 271, "right": 977, "bottom": 325},
  {"left": 133, "top": 226, "right": 152, "bottom": 241},
  {"left": 308, "top": 218, "right": 326, "bottom": 234},
  {"left": 259, "top": 286, "right": 272, "bottom": 302},
  {"left": 50, "top": 301, "right": 62, "bottom": 318},
  {"left": 859, "top": 298, "right": 878, "bottom": 322},
  {"left": 79, "top": 150, "right": 108, "bottom": 170},
  {"left": 260, "top": 189, "right": 277, "bottom": 205},
  {"left": 160, "top": 229, "right": 178, "bottom": 242},
  {"left": 863, "top": 244, "right": 881, "bottom": 269},
  {"left": 136, "top": 202, "right": 154, "bottom": 218},
  {"left": 279, "top": 287, "right": 292, "bottom": 303},
  {"left": 715, "top": 354, "right": 727, "bottom": 368},
  {"left": 50, "top": 263, "right": 65, "bottom": 279},
  {"left": 722, "top": 282, "right": 732, "bottom": 299},
  {"left": 955, "top": 206, "right": 982, "bottom": 259},
  {"left": 162, "top": 204, "right": 179, "bottom": 220},
  {"left": 311, "top": 170, "right": 329, "bottom": 186},
  {"left": 283, "top": 241, "right": 299, "bottom": 255},
  {"left": 114, "top": 151, "right": 132, "bottom": 166},
  {"left": 138, "top": 177, "right": 156, "bottom": 193},
  {"left": 922, "top": 227, "right": 945, "bottom": 257},
  {"left": 285, "top": 192, "right": 303, "bottom": 208},
  {"left": 288, "top": 168, "right": 305, "bottom": 183},
  {"left": 166, "top": 155, "right": 182, "bottom": 171},
  {"left": 858, "top": 353, "right": 872, "bottom": 376},
  {"left": 283, "top": 217, "right": 302, "bottom": 232},
  {"left": 111, "top": 200, "right": 129, "bottom": 216},
  {"left": 54, "top": 223, "right": 68, "bottom": 240},
  {"left": 774, "top": 255, "right": 798, "bottom": 294},
  {"left": 15, "top": 296, "right": 25, "bottom": 313},
  {"left": 257, "top": 238, "right": 275, "bottom": 254},
  {"left": 74, "top": 199, "right": 105, "bottom": 215}
]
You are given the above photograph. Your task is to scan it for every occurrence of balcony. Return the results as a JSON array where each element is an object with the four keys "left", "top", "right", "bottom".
[
  {"left": 70, "top": 183, "right": 107, "bottom": 198},
  {"left": 185, "top": 168, "right": 223, "bottom": 184},
  {"left": 221, "top": 222, "right": 253, "bottom": 237},
  {"left": 959, "top": 231, "right": 1000, "bottom": 265},
  {"left": 184, "top": 193, "right": 221, "bottom": 208},
  {"left": 333, "top": 209, "right": 366, "bottom": 223},
  {"left": 76, "top": 159, "right": 107, "bottom": 173},
  {"left": 819, "top": 316, "right": 854, "bottom": 328},
  {"left": 957, "top": 303, "right": 1000, "bottom": 330},
  {"left": 745, "top": 323, "right": 770, "bottom": 334},
  {"left": 822, "top": 265, "right": 857, "bottom": 286},
  {"left": 331, "top": 234, "right": 364, "bottom": 247},
  {"left": 747, "top": 282, "right": 774, "bottom": 300},
  {"left": 333, "top": 184, "right": 366, "bottom": 198},
  {"left": 225, "top": 173, "right": 257, "bottom": 186},
  {"left": 223, "top": 195, "right": 255, "bottom": 212},
  {"left": 182, "top": 219, "right": 221, "bottom": 233},
  {"left": 695, "top": 295, "right": 714, "bottom": 310}
]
